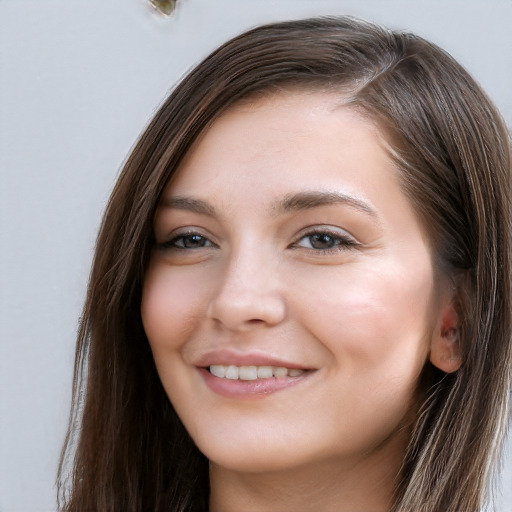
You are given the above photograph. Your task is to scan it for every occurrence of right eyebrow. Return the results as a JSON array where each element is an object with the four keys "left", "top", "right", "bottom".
[{"left": 159, "top": 196, "right": 216, "bottom": 216}]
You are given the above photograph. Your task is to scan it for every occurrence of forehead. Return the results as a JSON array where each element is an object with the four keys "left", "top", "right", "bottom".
[{"left": 166, "top": 91, "right": 393, "bottom": 200}]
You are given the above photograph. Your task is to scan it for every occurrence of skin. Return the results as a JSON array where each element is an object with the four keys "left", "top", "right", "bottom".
[{"left": 141, "top": 91, "right": 460, "bottom": 512}]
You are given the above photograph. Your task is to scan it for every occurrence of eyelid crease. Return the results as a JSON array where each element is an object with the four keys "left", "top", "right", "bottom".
[
  {"left": 293, "top": 225, "right": 359, "bottom": 242},
  {"left": 156, "top": 224, "right": 360, "bottom": 249},
  {"left": 157, "top": 229, "right": 218, "bottom": 250},
  {"left": 290, "top": 226, "right": 361, "bottom": 252}
]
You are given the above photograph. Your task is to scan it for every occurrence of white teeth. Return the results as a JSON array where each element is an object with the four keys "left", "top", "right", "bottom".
[
  {"left": 210, "top": 364, "right": 226, "bottom": 378},
  {"left": 208, "top": 364, "right": 305, "bottom": 380},
  {"left": 239, "top": 366, "right": 258, "bottom": 380},
  {"left": 273, "top": 366, "right": 288, "bottom": 377},
  {"left": 225, "top": 365, "right": 239, "bottom": 380},
  {"left": 257, "top": 365, "right": 273, "bottom": 378}
]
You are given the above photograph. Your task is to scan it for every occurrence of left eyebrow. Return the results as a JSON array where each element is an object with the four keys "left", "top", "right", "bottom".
[{"left": 272, "top": 191, "right": 377, "bottom": 219}]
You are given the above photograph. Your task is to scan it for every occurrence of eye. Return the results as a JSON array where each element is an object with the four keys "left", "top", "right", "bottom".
[
  {"left": 292, "top": 228, "right": 359, "bottom": 252},
  {"left": 158, "top": 232, "right": 215, "bottom": 250}
]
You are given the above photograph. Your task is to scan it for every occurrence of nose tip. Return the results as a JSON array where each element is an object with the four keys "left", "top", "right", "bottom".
[
  {"left": 209, "top": 293, "right": 286, "bottom": 330},
  {"left": 207, "top": 262, "right": 287, "bottom": 331}
]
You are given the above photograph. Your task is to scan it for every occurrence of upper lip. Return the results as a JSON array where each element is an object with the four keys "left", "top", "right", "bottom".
[{"left": 195, "top": 349, "right": 310, "bottom": 370}]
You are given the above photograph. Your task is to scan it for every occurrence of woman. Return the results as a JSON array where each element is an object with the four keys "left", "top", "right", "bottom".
[{"left": 58, "top": 16, "right": 512, "bottom": 512}]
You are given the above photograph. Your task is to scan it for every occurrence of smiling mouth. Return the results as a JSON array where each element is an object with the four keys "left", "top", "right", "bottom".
[{"left": 208, "top": 364, "right": 306, "bottom": 380}]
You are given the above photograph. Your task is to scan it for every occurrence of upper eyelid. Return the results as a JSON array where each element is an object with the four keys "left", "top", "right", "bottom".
[
  {"left": 157, "top": 228, "right": 218, "bottom": 247},
  {"left": 293, "top": 225, "right": 359, "bottom": 243},
  {"left": 288, "top": 228, "right": 361, "bottom": 255},
  {"left": 156, "top": 224, "right": 360, "bottom": 247},
  {"left": 159, "top": 226, "right": 213, "bottom": 239}
]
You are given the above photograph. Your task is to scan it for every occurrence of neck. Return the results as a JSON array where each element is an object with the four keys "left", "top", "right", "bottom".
[{"left": 208, "top": 430, "right": 406, "bottom": 512}]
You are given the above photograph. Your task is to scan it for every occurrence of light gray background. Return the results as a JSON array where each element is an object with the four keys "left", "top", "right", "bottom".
[{"left": 1, "top": 1, "right": 511, "bottom": 511}]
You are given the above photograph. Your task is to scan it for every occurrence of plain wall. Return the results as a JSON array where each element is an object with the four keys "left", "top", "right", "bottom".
[{"left": 1, "top": 1, "right": 511, "bottom": 510}]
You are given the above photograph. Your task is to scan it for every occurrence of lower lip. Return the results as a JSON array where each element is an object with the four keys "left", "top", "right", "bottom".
[{"left": 199, "top": 368, "right": 313, "bottom": 399}]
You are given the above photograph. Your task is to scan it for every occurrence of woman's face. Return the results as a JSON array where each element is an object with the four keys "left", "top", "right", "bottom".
[{"left": 142, "top": 91, "right": 449, "bottom": 474}]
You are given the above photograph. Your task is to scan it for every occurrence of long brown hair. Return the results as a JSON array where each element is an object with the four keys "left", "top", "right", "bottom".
[{"left": 58, "top": 16, "right": 512, "bottom": 512}]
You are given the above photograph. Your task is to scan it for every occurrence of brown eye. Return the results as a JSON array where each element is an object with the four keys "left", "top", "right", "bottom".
[
  {"left": 293, "top": 229, "right": 359, "bottom": 252},
  {"left": 174, "top": 234, "right": 211, "bottom": 249},
  {"left": 159, "top": 233, "right": 214, "bottom": 250},
  {"left": 308, "top": 233, "right": 338, "bottom": 249}
]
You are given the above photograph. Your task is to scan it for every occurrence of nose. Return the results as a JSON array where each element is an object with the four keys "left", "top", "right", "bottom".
[{"left": 207, "top": 247, "right": 287, "bottom": 331}]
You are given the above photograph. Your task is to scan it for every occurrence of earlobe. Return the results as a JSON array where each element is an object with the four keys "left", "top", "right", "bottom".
[{"left": 429, "top": 303, "right": 462, "bottom": 373}]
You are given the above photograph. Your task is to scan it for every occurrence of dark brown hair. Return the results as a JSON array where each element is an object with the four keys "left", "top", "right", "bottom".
[{"left": 58, "top": 16, "right": 512, "bottom": 512}]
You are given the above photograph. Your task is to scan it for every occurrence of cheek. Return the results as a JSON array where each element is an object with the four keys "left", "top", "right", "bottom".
[
  {"left": 141, "top": 262, "right": 209, "bottom": 350},
  {"left": 292, "top": 260, "right": 434, "bottom": 373}
]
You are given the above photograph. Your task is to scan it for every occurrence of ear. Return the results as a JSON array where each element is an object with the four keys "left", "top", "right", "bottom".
[{"left": 429, "top": 301, "right": 462, "bottom": 373}]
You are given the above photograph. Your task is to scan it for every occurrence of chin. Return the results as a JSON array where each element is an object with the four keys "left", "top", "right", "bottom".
[{"left": 193, "top": 431, "right": 316, "bottom": 474}]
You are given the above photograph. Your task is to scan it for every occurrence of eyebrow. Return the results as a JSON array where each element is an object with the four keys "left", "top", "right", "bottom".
[
  {"left": 160, "top": 196, "right": 216, "bottom": 216},
  {"left": 273, "top": 191, "right": 377, "bottom": 218},
  {"left": 160, "top": 191, "right": 377, "bottom": 219}
]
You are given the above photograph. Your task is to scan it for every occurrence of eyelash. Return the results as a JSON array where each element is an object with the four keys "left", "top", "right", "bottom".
[
  {"left": 157, "top": 231, "right": 216, "bottom": 251},
  {"left": 158, "top": 228, "right": 359, "bottom": 254},
  {"left": 290, "top": 228, "right": 359, "bottom": 253}
]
